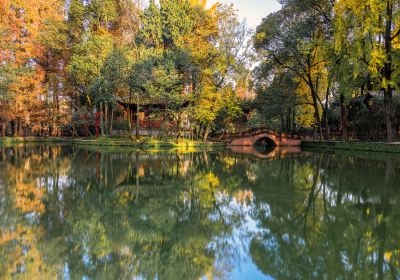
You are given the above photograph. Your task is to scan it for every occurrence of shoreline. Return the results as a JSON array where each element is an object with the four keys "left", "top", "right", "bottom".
[
  {"left": 2, "top": 137, "right": 400, "bottom": 154},
  {"left": 0, "top": 136, "right": 226, "bottom": 149},
  {"left": 302, "top": 141, "right": 400, "bottom": 153}
]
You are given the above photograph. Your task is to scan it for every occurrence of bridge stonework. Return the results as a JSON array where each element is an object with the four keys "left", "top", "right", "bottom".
[{"left": 225, "top": 130, "right": 301, "bottom": 147}]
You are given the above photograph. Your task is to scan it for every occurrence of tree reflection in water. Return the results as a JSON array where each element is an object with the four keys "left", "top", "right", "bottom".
[{"left": 0, "top": 145, "right": 399, "bottom": 279}]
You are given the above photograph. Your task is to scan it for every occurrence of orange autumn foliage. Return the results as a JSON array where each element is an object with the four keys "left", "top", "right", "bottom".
[{"left": 0, "top": 0, "right": 65, "bottom": 135}]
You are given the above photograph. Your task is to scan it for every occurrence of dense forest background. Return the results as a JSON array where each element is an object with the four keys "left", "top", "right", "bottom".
[{"left": 0, "top": 0, "right": 399, "bottom": 141}]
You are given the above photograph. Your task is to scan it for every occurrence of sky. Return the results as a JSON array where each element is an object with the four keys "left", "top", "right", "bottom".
[{"left": 207, "top": 0, "right": 281, "bottom": 29}]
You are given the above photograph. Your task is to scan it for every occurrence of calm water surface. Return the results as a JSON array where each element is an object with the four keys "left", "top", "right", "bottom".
[{"left": 0, "top": 145, "right": 399, "bottom": 279}]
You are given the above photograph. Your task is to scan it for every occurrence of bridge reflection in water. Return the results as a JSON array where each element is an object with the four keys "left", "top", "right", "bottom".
[{"left": 228, "top": 145, "right": 302, "bottom": 160}]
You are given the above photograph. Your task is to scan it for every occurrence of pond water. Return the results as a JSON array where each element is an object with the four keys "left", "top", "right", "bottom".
[{"left": 0, "top": 145, "right": 399, "bottom": 279}]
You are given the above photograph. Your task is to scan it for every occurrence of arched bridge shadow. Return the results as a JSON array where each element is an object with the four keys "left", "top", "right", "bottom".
[{"left": 228, "top": 145, "right": 302, "bottom": 160}]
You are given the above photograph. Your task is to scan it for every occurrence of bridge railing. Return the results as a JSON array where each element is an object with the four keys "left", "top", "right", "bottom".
[{"left": 216, "top": 128, "right": 300, "bottom": 140}]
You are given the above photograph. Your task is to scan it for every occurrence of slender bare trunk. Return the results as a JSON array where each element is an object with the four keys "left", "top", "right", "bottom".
[
  {"left": 127, "top": 106, "right": 132, "bottom": 132},
  {"left": 1, "top": 123, "right": 5, "bottom": 138},
  {"left": 110, "top": 109, "right": 114, "bottom": 135},
  {"left": 307, "top": 69, "right": 324, "bottom": 141},
  {"left": 100, "top": 102, "right": 105, "bottom": 136},
  {"left": 340, "top": 93, "right": 349, "bottom": 141},
  {"left": 55, "top": 88, "right": 60, "bottom": 136},
  {"left": 11, "top": 120, "right": 16, "bottom": 137},
  {"left": 311, "top": 93, "right": 323, "bottom": 141},
  {"left": 384, "top": 1, "right": 394, "bottom": 142},
  {"left": 18, "top": 119, "right": 23, "bottom": 137},
  {"left": 203, "top": 123, "right": 210, "bottom": 142},
  {"left": 105, "top": 103, "right": 109, "bottom": 136},
  {"left": 176, "top": 113, "right": 182, "bottom": 139},
  {"left": 292, "top": 108, "right": 296, "bottom": 136},
  {"left": 136, "top": 101, "right": 140, "bottom": 139},
  {"left": 324, "top": 78, "right": 331, "bottom": 140}
]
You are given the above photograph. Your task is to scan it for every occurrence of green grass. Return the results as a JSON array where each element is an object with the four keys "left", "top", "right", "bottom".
[
  {"left": 0, "top": 136, "right": 226, "bottom": 152},
  {"left": 73, "top": 136, "right": 226, "bottom": 149},
  {"left": 0, "top": 137, "right": 72, "bottom": 144},
  {"left": 302, "top": 140, "right": 400, "bottom": 153}
]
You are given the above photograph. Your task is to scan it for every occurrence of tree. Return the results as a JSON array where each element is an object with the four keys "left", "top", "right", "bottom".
[
  {"left": 187, "top": 3, "right": 249, "bottom": 140},
  {"left": 335, "top": 0, "right": 400, "bottom": 142},
  {"left": 254, "top": 2, "right": 332, "bottom": 140},
  {"left": 0, "top": 0, "right": 65, "bottom": 136},
  {"left": 90, "top": 48, "right": 133, "bottom": 134},
  {"left": 129, "top": 54, "right": 185, "bottom": 138},
  {"left": 253, "top": 71, "right": 299, "bottom": 133}
]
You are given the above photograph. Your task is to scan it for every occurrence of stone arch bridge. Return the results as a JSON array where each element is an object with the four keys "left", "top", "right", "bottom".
[{"left": 217, "top": 129, "right": 301, "bottom": 147}]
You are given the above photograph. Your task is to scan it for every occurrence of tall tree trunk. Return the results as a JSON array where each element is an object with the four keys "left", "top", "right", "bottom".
[
  {"left": 127, "top": 106, "right": 132, "bottom": 132},
  {"left": 307, "top": 70, "right": 324, "bottom": 141},
  {"left": 384, "top": 1, "right": 394, "bottom": 142},
  {"left": 176, "top": 112, "right": 182, "bottom": 139},
  {"left": 1, "top": 123, "right": 5, "bottom": 138},
  {"left": 324, "top": 110, "right": 330, "bottom": 140},
  {"left": 311, "top": 92, "right": 324, "bottom": 141},
  {"left": 110, "top": 109, "right": 114, "bottom": 136},
  {"left": 203, "top": 123, "right": 210, "bottom": 142},
  {"left": 324, "top": 78, "right": 332, "bottom": 140},
  {"left": 292, "top": 108, "right": 296, "bottom": 136},
  {"left": 340, "top": 93, "right": 349, "bottom": 141},
  {"left": 194, "top": 126, "right": 198, "bottom": 141},
  {"left": 55, "top": 87, "right": 60, "bottom": 136},
  {"left": 100, "top": 102, "right": 105, "bottom": 136},
  {"left": 384, "top": 87, "right": 394, "bottom": 142},
  {"left": 48, "top": 82, "right": 53, "bottom": 137},
  {"left": 105, "top": 102, "right": 109, "bottom": 136},
  {"left": 11, "top": 120, "right": 16, "bottom": 137},
  {"left": 17, "top": 119, "right": 23, "bottom": 137},
  {"left": 136, "top": 100, "right": 140, "bottom": 139}
]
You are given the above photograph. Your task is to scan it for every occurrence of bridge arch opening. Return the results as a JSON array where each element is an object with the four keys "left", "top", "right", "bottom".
[
  {"left": 254, "top": 137, "right": 277, "bottom": 147},
  {"left": 254, "top": 137, "right": 277, "bottom": 154}
]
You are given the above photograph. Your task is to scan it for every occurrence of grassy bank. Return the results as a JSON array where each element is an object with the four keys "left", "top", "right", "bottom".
[
  {"left": 73, "top": 136, "right": 226, "bottom": 149},
  {"left": 302, "top": 141, "right": 400, "bottom": 153},
  {"left": 0, "top": 137, "right": 72, "bottom": 144},
  {"left": 0, "top": 136, "right": 225, "bottom": 149}
]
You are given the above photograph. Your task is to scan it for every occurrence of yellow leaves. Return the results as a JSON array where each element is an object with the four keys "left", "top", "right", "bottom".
[
  {"left": 205, "top": 172, "right": 220, "bottom": 188},
  {"left": 393, "top": 31, "right": 400, "bottom": 49},
  {"left": 255, "top": 31, "right": 267, "bottom": 43},
  {"left": 182, "top": 0, "right": 219, "bottom": 65},
  {"left": 376, "top": 213, "right": 384, "bottom": 224},
  {"left": 368, "top": 48, "right": 385, "bottom": 77},
  {"left": 117, "top": 190, "right": 131, "bottom": 206},
  {"left": 0, "top": 224, "right": 60, "bottom": 278},
  {"left": 334, "top": 0, "right": 398, "bottom": 86},
  {"left": 385, "top": 251, "right": 393, "bottom": 262},
  {"left": 15, "top": 182, "right": 46, "bottom": 214},
  {"left": 294, "top": 79, "right": 317, "bottom": 127},
  {"left": 189, "top": 172, "right": 221, "bottom": 209},
  {"left": 192, "top": 83, "right": 223, "bottom": 125},
  {"left": 189, "top": 0, "right": 208, "bottom": 8},
  {"left": 223, "top": 157, "right": 236, "bottom": 168},
  {"left": 208, "top": 2, "right": 219, "bottom": 14},
  {"left": 385, "top": 250, "right": 400, "bottom": 266}
]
